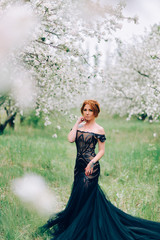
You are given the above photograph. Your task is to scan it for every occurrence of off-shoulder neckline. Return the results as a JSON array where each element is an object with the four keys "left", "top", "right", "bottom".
[{"left": 77, "top": 129, "right": 105, "bottom": 136}]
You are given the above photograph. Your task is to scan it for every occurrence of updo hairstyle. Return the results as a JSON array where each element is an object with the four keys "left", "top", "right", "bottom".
[{"left": 81, "top": 100, "right": 100, "bottom": 118}]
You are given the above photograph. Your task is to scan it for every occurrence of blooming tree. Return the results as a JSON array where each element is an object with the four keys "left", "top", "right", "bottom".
[
  {"left": 100, "top": 25, "right": 160, "bottom": 121},
  {"left": 0, "top": 0, "right": 137, "bottom": 132},
  {"left": 22, "top": 0, "right": 130, "bottom": 123}
]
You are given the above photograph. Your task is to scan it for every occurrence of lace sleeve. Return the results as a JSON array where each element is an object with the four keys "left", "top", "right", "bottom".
[{"left": 95, "top": 134, "right": 106, "bottom": 142}]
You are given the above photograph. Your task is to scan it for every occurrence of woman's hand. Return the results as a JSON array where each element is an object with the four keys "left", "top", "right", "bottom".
[
  {"left": 76, "top": 116, "right": 85, "bottom": 125},
  {"left": 85, "top": 161, "right": 94, "bottom": 176}
]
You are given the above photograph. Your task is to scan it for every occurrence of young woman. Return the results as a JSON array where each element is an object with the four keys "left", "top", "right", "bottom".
[{"left": 41, "top": 100, "right": 160, "bottom": 239}]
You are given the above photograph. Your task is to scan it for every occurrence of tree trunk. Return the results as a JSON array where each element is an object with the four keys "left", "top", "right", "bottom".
[
  {"left": 4, "top": 105, "right": 17, "bottom": 129},
  {"left": 8, "top": 116, "right": 16, "bottom": 129},
  {"left": 0, "top": 112, "right": 17, "bottom": 135},
  {"left": 20, "top": 114, "right": 25, "bottom": 124}
]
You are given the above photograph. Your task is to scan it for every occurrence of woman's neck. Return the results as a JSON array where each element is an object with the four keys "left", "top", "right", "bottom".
[{"left": 84, "top": 119, "right": 96, "bottom": 127}]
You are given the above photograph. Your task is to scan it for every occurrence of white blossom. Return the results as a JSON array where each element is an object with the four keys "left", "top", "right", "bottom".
[
  {"left": 11, "top": 173, "right": 57, "bottom": 216},
  {"left": 153, "top": 133, "right": 157, "bottom": 138},
  {"left": 52, "top": 133, "right": 57, "bottom": 138}
]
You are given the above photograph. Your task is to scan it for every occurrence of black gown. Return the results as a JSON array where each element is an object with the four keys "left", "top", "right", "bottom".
[{"left": 41, "top": 130, "right": 160, "bottom": 240}]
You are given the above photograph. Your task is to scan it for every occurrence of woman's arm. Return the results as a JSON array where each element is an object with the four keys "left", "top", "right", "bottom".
[
  {"left": 68, "top": 116, "right": 84, "bottom": 143},
  {"left": 85, "top": 137, "right": 105, "bottom": 176}
]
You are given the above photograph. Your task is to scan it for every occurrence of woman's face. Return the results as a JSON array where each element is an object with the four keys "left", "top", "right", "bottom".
[{"left": 83, "top": 104, "right": 95, "bottom": 121}]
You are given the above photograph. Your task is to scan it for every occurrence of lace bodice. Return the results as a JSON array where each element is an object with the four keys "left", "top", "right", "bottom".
[{"left": 74, "top": 130, "right": 106, "bottom": 180}]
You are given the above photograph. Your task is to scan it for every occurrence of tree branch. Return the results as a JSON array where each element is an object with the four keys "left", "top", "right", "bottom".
[
  {"left": 36, "top": 40, "right": 65, "bottom": 50},
  {"left": 113, "top": 87, "right": 133, "bottom": 100},
  {"left": 137, "top": 70, "right": 149, "bottom": 78},
  {"left": 45, "top": 30, "right": 60, "bottom": 38},
  {"left": 0, "top": 96, "right": 7, "bottom": 107},
  {"left": 150, "top": 86, "right": 160, "bottom": 94}
]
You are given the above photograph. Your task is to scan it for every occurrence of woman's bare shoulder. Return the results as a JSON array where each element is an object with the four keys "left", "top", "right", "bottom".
[{"left": 95, "top": 124, "right": 105, "bottom": 135}]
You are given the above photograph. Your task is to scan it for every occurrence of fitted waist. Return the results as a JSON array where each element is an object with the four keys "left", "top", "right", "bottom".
[{"left": 76, "top": 151, "right": 96, "bottom": 159}]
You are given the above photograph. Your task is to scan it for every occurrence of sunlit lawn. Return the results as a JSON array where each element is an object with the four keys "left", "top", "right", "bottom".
[{"left": 0, "top": 112, "right": 160, "bottom": 239}]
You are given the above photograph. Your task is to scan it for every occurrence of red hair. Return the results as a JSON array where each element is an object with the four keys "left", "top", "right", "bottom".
[{"left": 81, "top": 100, "right": 100, "bottom": 117}]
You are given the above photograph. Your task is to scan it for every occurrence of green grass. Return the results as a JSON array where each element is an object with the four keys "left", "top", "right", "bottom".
[{"left": 0, "top": 113, "right": 160, "bottom": 239}]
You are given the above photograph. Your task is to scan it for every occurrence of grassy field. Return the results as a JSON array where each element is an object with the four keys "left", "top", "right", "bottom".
[{"left": 0, "top": 112, "right": 160, "bottom": 239}]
